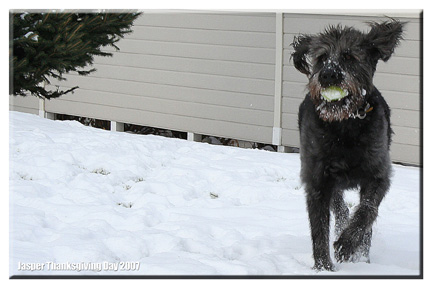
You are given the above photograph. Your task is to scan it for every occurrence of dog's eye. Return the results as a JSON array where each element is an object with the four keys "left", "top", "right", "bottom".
[
  {"left": 318, "top": 53, "right": 328, "bottom": 62},
  {"left": 343, "top": 52, "right": 353, "bottom": 61}
]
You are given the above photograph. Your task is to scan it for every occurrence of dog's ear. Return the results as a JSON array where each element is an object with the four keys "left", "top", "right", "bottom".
[
  {"left": 364, "top": 19, "right": 405, "bottom": 62},
  {"left": 291, "top": 35, "right": 313, "bottom": 75}
]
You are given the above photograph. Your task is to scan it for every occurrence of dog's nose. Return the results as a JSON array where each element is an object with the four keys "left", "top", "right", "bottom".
[{"left": 319, "top": 64, "right": 343, "bottom": 87}]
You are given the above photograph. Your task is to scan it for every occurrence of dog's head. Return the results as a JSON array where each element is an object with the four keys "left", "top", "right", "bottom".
[{"left": 291, "top": 19, "right": 405, "bottom": 122}]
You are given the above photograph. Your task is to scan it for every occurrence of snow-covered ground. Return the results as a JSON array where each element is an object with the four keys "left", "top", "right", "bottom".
[{"left": 9, "top": 111, "right": 421, "bottom": 277}]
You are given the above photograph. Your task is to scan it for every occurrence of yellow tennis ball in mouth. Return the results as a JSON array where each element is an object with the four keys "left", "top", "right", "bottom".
[{"left": 321, "top": 86, "right": 349, "bottom": 102}]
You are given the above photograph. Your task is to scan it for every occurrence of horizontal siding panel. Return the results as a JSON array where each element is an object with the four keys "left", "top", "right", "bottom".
[
  {"left": 375, "top": 57, "right": 420, "bottom": 76},
  {"left": 391, "top": 109, "right": 420, "bottom": 128},
  {"left": 282, "top": 97, "right": 304, "bottom": 114},
  {"left": 9, "top": 105, "right": 38, "bottom": 115},
  {"left": 95, "top": 52, "right": 275, "bottom": 80},
  {"left": 113, "top": 39, "right": 275, "bottom": 64},
  {"left": 44, "top": 100, "right": 273, "bottom": 144},
  {"left": 281, "top": 129, "right": 300, "bottom": 147},
  {"left": 282, "top": 49, "right": 294, "bottom": 66},
  {"left": 10, "top": 94, "right": 39, "bottom": 109},
  {"left": 393, "top": 126, "right": 421, "bottom": 146},
  {"left": 385, "top": 91, "right": 420, "bottom": 111},
  {"left": 66, "top": 64, "right": 275, "bottom": 96},
  {"left": 45, "top": 88, "right": 274, "bottom": 127},
  {"left": 49, "top": 75, "right": 274, "bottom": 112},
  {"left": 374, "top": 73, "right": 420, "bottom": 93},
  {"left": 136, "top": 12, "right": 276, "bottom": 33},
  {"left": 282, "top": 64, "right": 306, "bottom": 82},
  {"left": 390, "top": 40, "right": 420, "bottom": 59},
  {"left": 282, "top": 113, "right": 298, "bottom": 130},
  {"left": 390, "top": 143, "right": 421, "bottom": 165},
  {"left": 128, "top": 26, "right": 275, "bottom": 48},
  {"left": 282, "top": 82, "right": 310, "bottom": 98}
]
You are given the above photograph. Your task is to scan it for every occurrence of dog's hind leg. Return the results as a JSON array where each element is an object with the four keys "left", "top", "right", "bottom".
[
  {"left": 333, "top": 179, "right": 389, "bottom": 263},
  {"left": 306, "top": 185, "right": 335, "bottom": 271}
]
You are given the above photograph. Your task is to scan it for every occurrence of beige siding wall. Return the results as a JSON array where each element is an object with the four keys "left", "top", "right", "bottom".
[
  {"left": 10, "top": 11, "right": 421, "bottom": 165},
  {"left": 44, "top": 12, "right": 277, "bottom": 144},
  {"left": 9, "top": 94, "right": 39, "bottom": 115},
  {"left": 281, "top": 13, "right": 421, "bottom": 165}
]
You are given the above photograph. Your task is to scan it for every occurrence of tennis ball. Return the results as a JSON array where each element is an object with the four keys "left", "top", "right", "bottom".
[{"left": 321, "top": 86, "right": 349, "bottom": 102}]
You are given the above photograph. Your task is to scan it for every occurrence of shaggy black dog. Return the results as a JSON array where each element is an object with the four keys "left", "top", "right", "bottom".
[{"left": 292, "top": 19, "right": 404, "bottom": 271}]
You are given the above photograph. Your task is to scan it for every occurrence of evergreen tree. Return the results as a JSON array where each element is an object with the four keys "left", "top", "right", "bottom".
[{"left": 11, "top": 11, "right": 141, "bottom": 99}]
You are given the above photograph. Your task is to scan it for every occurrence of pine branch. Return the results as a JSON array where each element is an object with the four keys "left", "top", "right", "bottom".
[{"left": 11, "top": 11, "right": 141, "bottom": 99}]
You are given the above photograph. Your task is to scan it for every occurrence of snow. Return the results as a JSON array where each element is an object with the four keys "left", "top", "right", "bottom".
[
  {"left": 9, "top": 111, "right": 421, "bottom": 277},
  {"left": 23, "top": 31, "right": 38, "bottom": 41}
]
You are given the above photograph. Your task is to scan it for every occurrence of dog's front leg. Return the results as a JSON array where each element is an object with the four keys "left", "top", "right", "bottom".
[
  {"left": 331, "top": 190, "right": 349, "bottom": 238},
  {"left": 306, "top": 187, "right": 335, "bottom": 271},
  {"left": 334, "top": 179, "right": 389, "bottom": 263}
]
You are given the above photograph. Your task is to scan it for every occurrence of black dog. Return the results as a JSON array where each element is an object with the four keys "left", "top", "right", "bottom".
[{"left": 292, "top": 19, "right": 404, "bottom": 271}]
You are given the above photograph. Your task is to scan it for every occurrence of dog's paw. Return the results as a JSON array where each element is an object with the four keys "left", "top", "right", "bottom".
[
  {"left": 313, "top": 259, "right": 336, "bottom": 272},
  {"left": 333, "top": 237, "right": 356, "bottom": 263}
]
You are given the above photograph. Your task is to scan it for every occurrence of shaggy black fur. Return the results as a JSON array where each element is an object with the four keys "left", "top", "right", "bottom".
[{"left": 292, "top": 19, "right": 405, "bottom": 271}]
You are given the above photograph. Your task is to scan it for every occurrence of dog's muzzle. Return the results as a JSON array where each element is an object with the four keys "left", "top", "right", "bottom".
[{"left": 319, "top": 62, "right": 344, "bottom": 87}]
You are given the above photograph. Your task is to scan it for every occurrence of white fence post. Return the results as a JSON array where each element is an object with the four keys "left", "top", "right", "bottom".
[
  {"left": 187, "top": 132, "right": 202, "bottom": 142},
  {"left": 111, "top": 121, "right": 124, "bottom": 132},
  {"left": 38, "top": 97, "right": 55, "bottom": 120},
  {"left": 272, "top": 13, "right": 285, "bottom": 152},
  {"left": 38, "top": 98, "right": 44, "bottom": 118}
]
